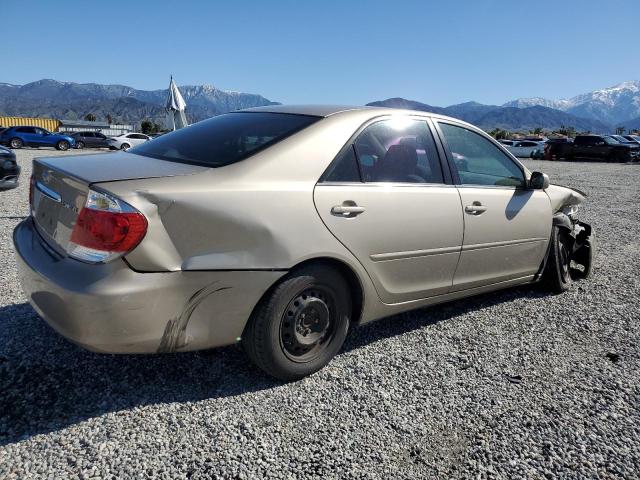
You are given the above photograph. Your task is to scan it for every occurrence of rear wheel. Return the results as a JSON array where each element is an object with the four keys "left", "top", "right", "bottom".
[
  {"left": 120, "top": 143, "right": 130, "bottom": 151},
  {"left": 9, "top": 138, "right": 23, "bottom": 149},
  {"left": 56, "top": 140, "right": 70, "bottom": 151},
  {"left": 243, "top": 265, "right": 351, "bottom": 381},
  {"left": 542, "top": 226, "right": 573, "bottom": 293}
]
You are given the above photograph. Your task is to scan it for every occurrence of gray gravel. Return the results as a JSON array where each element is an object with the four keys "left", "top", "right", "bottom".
[{"left": 1, "top": 150, "right": 639, "bottom": 479}]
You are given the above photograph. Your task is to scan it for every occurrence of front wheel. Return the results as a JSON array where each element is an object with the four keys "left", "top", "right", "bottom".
[
  {"left": 56, "top": 140, "right": 70, "bottom": 151},
  {"left": 76, "top": 141, "right": 85, "bottom": 149},
  {"left": 243, "top": 265, "right": 351, "bottom": 381},
  {"left": 542, "top": 226, "right": 573, "bottom": 293}
]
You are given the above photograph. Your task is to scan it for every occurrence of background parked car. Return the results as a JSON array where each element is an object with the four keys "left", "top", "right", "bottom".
[
  {"left": 544, "top": 138, "right": 572, "bottom": 160},
  {"left": 107, "top": 132, "right": 151, "bottom": 151},
  {"left": 0, "top": 145, "right": 20, "bottom": 190},
  {"left": 498, "top": 139, "right": 516, "bottom": 147},
  {"left": 608, "top": 134, "right": 638, "bottom": 146},
  {"left": 71, "top": 131, "right": 110, "bottom": 149},
  {"left": 0, "top": 126, "right": 76, "bottom": 151},
  {"left": 506, "top": 140, "right": 546, "bottom": 157},
  {"left": 623, "top": 135, "right": 640, "bottom": 145},
  {"left": 562, "top": 135, "right": 639, "bottom": 162}
]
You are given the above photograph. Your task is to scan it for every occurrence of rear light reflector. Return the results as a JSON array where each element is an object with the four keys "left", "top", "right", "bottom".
[{"left": 68, "top": 189, "right": 147, "bottom": 263}]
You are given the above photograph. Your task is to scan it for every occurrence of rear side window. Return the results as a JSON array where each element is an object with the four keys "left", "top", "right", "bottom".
[
  {"left": 438, "top": 122, "right": 525, "bottom": 188},
  {"left": 131, "top": 112, "right": 320, "bottom": 167},
  {"left": 356, "top": 119, "right": 443, "bottom": 183}
]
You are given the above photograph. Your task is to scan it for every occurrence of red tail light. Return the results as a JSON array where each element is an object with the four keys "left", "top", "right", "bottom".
[
  {"left": 68, "top": 189, "right": 147, "bottom": 263},
  {"left": 71, "top": 208, "right": 147, "bottom": 252}
]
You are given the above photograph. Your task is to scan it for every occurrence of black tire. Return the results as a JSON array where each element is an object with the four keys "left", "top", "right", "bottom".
[
  {"left": 120, "top": 143, "right": 130, "bottom": 151},
  {"left": 542, "top": 226, "right": 573, "bottom": 293},
  {"left": 9, "top": 138, "right": 23, "bottom": 149},
  {"left": 56, "top": 140, "right": 70, "bottom": 151},
  {"left": 243, "top": 265, "right": 351, "bottom": 381},
  {"left": 76, "top": 141, "right": 85, "bottom": 149}
]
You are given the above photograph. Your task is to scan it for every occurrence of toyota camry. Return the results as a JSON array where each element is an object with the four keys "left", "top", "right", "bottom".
[{"left": 14, "top": 106, "right": 593, "bottom": 380}]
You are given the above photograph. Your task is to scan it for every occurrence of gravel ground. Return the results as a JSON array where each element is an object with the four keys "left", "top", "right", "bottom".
[{"left": 0, "top": 150, "right": 639, "bottom": 479}]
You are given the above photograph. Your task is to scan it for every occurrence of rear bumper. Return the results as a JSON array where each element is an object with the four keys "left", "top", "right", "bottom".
[{"left": 13, "top": 218, "right": 285, "bottom": 353}]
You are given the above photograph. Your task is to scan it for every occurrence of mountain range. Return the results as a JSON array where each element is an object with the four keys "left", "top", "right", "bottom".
[
  {"left": 367, "top": 99, "right": 612, "bottom": 132},
  {"left": 368, "top": 81, "right": 640, "bottom": 133},
  {"left": 0, "top": 79, "right": 279, "bottom": 125},
  {"left": 1, "top": 79, "right": 639, "bottom": 133}
]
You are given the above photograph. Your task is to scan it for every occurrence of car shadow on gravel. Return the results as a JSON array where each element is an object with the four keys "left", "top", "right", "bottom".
[{"left": 0, "top": 285, "right": 549, "bottom": 445}]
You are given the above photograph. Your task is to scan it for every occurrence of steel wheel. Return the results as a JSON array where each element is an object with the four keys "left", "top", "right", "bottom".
[
  {"left": 243, "top": 265, "right": 351, "bottom": 380},
  {"left": 279, "top": 286, "right": 337, "bottom": 363}
]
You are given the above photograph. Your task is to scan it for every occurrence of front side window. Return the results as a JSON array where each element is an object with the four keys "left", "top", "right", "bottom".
[
  {"left": 438, "top": 122, "right": 525, "bottom": 188},
  {"left": 131, "top": 112, "right": 320, "bottom": 167}
]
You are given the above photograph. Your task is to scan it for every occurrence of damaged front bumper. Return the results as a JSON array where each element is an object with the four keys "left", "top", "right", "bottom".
[
  {"left": 13, "top": 218, "right": 285, "bottom": 353},
  {"left": 571, "top": 220, "right": 594, "bottom": 278}
]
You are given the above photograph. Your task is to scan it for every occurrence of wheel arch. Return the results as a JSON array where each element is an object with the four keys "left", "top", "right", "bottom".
[{"left": 247, "top": 256, "right": 365, "bottom": 328}]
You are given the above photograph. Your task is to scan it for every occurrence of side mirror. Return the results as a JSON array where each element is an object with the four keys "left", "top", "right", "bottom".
[{"left": 530, "top": 171, "right": 549, "bottom": 190}]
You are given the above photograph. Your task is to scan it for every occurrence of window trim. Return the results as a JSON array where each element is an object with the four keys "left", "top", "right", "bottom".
[
  {"left": 318, "top": 114, "right": 452, "bottom": 187},
  {"left": 432, "top": 119, "right": 528, "bottom": 190}
]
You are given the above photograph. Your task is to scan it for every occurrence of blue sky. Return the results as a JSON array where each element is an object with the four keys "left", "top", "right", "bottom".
[{"left": 2, "top": 0, "right": 639, "bottom": 106}]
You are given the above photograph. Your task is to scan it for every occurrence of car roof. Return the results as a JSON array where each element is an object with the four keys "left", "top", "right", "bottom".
[
  {"left": 239, "top": 104, "right": 484, "bottom": 130},
  {"left": 240, "top": 105, "right": 378, "bottom": 117}
]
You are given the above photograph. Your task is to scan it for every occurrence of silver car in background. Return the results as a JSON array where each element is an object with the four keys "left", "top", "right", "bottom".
[
  {"left": 14, "top": 106, "right": 593, "bottom": 380},
  {"left": 506, "top": 140, "right": 547, "bottom": 158}
]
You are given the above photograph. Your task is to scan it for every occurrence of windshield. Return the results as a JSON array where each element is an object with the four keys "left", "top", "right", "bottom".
[
  {"left": 604, "top": 136, "right": 619, "bottom": 145},
  {"left": 130, "top": 112, "right": 320, "bottom": 167}
]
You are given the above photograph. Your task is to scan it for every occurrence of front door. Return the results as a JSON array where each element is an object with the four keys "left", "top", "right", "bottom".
[
  {"left": 436, "top": 121, "right": 552, "bottom": 291},
  {"left": 314, "top": 117, "right": 464, "bottom": 304}
]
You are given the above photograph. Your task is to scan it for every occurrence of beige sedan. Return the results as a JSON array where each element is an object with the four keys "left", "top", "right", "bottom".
[{"left": 14, "top": 106, "right": 593, "bottom": 380}]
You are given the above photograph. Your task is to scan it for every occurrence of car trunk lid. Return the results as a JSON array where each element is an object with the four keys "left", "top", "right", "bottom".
[{"left": 31, "top": 152, "right": 208, "bottom": 255}]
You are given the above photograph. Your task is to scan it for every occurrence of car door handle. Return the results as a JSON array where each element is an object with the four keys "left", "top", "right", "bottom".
[
  {"left": 464, "top": 203, "right": 487, "bottom": 215},
  {"left": 331, "top": 202, "right": 365, "bottom": 217}
]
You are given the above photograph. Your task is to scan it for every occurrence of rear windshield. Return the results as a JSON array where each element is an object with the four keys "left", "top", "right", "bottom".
[{"left": 130, "top": 112, "right": 320, "bottom": 167}]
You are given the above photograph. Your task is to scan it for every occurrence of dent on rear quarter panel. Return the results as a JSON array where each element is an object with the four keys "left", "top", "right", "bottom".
[{"left": 103, "top": 110, "right": 382, "bottom": 273}]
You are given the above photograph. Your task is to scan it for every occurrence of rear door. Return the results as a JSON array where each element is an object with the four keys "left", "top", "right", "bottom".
[
  {"left": 314, "top": 116, "right": 463, "bottom": 304},
  {"left": 17, "top": 127, "right": 37, "bottom": 146},
  {"left": 435, "top": 120, "right": 551, "bottom": 291},
  {"left": 83, "top": 132, "right": 96, "bottom": 147}
]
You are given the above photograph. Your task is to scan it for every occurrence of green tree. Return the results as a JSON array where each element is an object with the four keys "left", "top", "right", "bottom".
[
  {"left": 106, "top": 114, "right": 113, "bottom": 125},
  {"left": 489, "top": 128, "right": 509, "bottom": 140},
  {"left": 84, "top": 113, "right": 96, "bottom": 122},
  {"left": 140, "top": 119, "right": 154, "bottom": 134}
]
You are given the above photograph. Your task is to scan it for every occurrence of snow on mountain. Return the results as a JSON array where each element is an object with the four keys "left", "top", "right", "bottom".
[{"left": 504, "top": 81, "right": 640, "bottom": 125}]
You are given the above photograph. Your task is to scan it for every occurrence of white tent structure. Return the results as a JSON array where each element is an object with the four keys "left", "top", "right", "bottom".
[{"left": 166, "top": 76, "right": 188, "bottom": 131}]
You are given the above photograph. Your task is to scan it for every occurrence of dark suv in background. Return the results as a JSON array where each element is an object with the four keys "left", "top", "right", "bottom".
[{"left": 552, "top": 135, "right": 639, "bottom": 162}]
